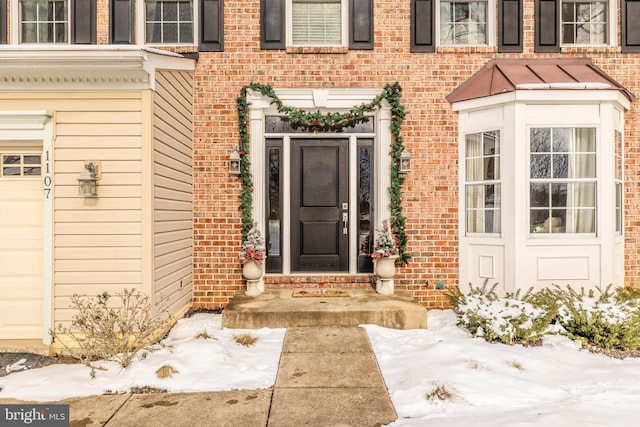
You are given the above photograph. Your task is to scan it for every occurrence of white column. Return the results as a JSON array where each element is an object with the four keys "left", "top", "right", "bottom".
[
  {"left": 375, "top": 105, "right": 392, "bottom": 226},
  {"left": 249, "top": 105, "right": 266, "bottom": 291}
]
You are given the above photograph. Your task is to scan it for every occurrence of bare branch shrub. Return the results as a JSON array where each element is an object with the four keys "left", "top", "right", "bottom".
[{"left": 52, "top": 289, "right": 171, "bottom": 375}]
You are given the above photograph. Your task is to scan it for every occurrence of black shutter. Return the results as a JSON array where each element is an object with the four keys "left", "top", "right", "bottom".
[
  {"left": 498, "top": 0, "right": 522, "bottom": 52},
  {"left": 71, "top": 0, "right": 96, "bottom": 44},
  {"left": 261, "top": 0, "right": 285, "bottom": 49},
  {"left": 411, "top": 0, "right": 434, "bottom": 52},
  {"left": 110, "top": 0, "right": 134, "bottom": 44},
  {"left": 349, "top": 0, "right": 373, "bottom": 49},
  {"left": 622, "top": 0, "right": 640, "bottom": 53},
  {"left": 535, "top": 0, "right": 560, "bottom": 52},
  {"left": 0, "top": 0, "right": 7, "bottom": 44},
  {"left": 200, "top": 0, "right": 224, "bottom": 51}
]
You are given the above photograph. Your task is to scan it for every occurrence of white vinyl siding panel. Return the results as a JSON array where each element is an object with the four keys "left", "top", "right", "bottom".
[
  {"left": 0, "top": 91, "right": 147, "bottom": 326},
  {"left": 152, "top": 70, "right": 194, "bottom": 315}
]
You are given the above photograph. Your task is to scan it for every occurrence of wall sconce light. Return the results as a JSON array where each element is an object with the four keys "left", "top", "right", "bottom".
[
  {"left": 399, "top": 149, "right": 411, "bottom": 173},
  {"left": 77, "top": 161, "right": 99, "bottom": 197},
  {"left": 229, "top": 147, "right": 241, "bottom": 175}
]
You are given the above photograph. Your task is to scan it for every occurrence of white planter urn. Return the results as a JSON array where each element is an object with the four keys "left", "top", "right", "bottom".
[
  {"left": 242, "top": 260, "right": 264, "bottom": 296},
  {"left": 374, "top": 255, "right": 398, "bottom": 295}
]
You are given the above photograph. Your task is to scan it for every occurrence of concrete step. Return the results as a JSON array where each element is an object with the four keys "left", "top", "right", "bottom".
[{"left": 221, "top": 289, "right": 427, "bottom": 330}]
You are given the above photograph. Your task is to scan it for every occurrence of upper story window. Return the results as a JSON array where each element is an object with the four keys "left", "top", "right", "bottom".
[
  {"left": 289, "top": 0, "right": 345, "bottom": 46},
  {"left": 261, "top": 0, "right": 373, "bottom": 50},
  {"left": 144, "top": 0, "right": 194, "bottom": 44},
  {"left": 530, "top": 127, "right": 596, "bottom": 234},
  {"left": 561, "top": 0, "right": 607, "bottom": 44},
  {"left": 465, "top": 130, "right": 501, "bottom": 234},
  {"left": 440, "top": 0, "right": 488, "bottom": 45},
  {"left": 20, "top": 0, "right": 68, "bottom": 43}
]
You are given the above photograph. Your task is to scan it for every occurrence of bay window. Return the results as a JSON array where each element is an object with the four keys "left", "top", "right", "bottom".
[{"left": 530, "top": 127, "right": 596, "bottom": 234}]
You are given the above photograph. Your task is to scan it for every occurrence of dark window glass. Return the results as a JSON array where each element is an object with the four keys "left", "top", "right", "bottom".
[
  {"left": 264, "top": 116, "right": 374, "bottom": 133},
  {"left": 266, "top": 139, "right": 283, "bottom": 273},
  {"left": 358, "top": 139, "right": 374, "bottom": 273}
]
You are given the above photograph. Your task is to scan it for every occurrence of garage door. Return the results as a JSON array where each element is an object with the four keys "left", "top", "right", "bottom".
[{"left": 0, "top": 149, "right": 44, "bottom": 339}]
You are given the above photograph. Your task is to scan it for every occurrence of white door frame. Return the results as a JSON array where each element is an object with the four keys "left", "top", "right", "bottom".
[{"left": 247, "top": 88, "right": 392, "bottom": 275}]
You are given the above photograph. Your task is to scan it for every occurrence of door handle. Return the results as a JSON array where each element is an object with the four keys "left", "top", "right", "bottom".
[{"left": 342, "top": 212, "right": 348, "bottom": 235}]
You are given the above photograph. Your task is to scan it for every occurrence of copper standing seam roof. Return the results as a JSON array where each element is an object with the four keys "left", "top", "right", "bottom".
[{"left": 446, "top": 58, "right": 636, "bottom": 104}]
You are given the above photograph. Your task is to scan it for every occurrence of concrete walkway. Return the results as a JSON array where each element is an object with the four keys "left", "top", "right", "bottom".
[{"left": 0, "top": 327, "right": 397, "bottom": 426}]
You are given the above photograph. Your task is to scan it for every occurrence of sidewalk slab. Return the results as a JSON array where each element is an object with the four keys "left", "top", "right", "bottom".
[
  {"left": 105, "top": 390, "right": 272, "bottom": 427},
  {"left": 268, "top": 387, "right": 396, "bottom": 427},
  {"left": 0, "top": 394, "right": 131, "bottom": 427},
  {"left": 276, "top": 352, "right": 384, "bottom": 388},
  {"left": 282, "top": 326, "right": 371, "bottom": 353}
]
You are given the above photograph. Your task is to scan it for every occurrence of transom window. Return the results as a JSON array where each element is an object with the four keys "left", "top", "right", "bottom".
[
  {"left": 530, "top": 128, "right": 596, "bottom": 234},
  {"left": 19, "top": 0, "right": 68, "bottom": 43},
  {"left": 145, "top": 0, "right": 194, "bottom": 44},
  {"left": 440, "top": 0, "right": 488, "bottom": 45},
  {"left": 291, "top": 0, "right": 344, "bottom": 46},
  {"left": 465, "top": 130, "right": 501, "bottom": 234},
  {"left": 1, "top": 154, "right": 42, "bottom": 177},
  {"left": 561, "top": 0, "right": 608, "bottom": 44}
]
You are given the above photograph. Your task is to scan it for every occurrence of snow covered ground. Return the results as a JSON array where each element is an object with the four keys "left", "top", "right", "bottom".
[{"left": 1, "top": 310, "right": 640, "bottom": 426}]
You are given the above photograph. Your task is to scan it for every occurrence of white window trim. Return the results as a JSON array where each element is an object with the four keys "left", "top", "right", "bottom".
[
  {"left": 10, "top": 0, "right": 71, "bottom": 44},
  {"left": 436, "top": 0, "right": 496, "bottom": 47},
  {"left": 286, "top": 0, "right": 349, "bottom": 47},
  {"left": 559, "top": 0, "right": 616, "bottom": 47},
  {"left": 136, "top": 0, "right": 199, "bottom": 47}
]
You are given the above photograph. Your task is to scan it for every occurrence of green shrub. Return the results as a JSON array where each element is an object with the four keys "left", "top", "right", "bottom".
[
  {"left": 552, "top": 285, "right": 640, "bottom": 350},
  {"left": 448, "top": 281, "right": 558, "bottom": 345}
]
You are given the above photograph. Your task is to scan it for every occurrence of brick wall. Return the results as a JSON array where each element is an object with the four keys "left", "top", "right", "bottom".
[
  {"left": 7, "top": 0, "right": 637, "bottom": 307},
  {"left": 183, "top": 1, "right": 640, "bottom": 308}
]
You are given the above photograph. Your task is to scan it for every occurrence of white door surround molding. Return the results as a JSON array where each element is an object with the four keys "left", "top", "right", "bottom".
[{"left": 247, "top": 88, "right": 392, "bottom": 275}]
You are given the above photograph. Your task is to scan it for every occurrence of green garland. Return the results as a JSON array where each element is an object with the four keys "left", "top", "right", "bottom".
[{"left": 236, "top": 82, "right": 409, "bottom": 263}]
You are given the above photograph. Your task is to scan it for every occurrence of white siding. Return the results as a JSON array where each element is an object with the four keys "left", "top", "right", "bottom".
[{"left": 152, "top": 70, "right": 194, "bottom": 315}]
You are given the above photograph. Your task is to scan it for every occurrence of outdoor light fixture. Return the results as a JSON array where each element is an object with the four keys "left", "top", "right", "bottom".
[
  {"left": 77, "top": 161, "right": 99, "bottom": 197},
  {"left": 229, "top": 147, "right": 241, "bottom": 175},
  {"left": 399, "top": 149, "right": 411, "bottom": 173}
]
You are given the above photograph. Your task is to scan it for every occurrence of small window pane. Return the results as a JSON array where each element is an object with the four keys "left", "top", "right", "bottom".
[
  {"left": 3, "top": 167, "right": 20, "bottom": 176},
  {"left": 531, "top": 154, "right": 551, "bottom": 178},
  {"left": 24, "top": 155, "right": 41, "bottom": 164}
]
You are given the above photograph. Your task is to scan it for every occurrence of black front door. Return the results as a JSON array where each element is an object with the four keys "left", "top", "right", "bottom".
[{"left": 290, "top": 139, "right": 349, "bottom": 272}]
